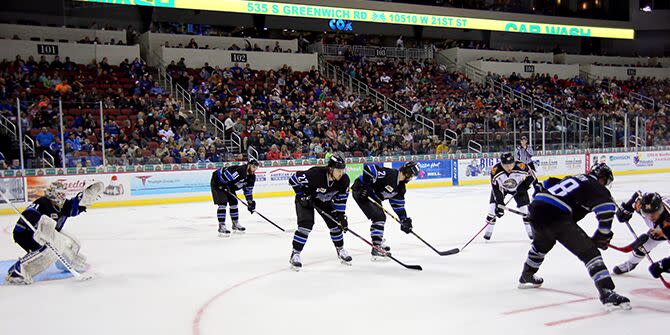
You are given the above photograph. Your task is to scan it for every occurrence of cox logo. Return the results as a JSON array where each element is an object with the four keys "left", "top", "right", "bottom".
[{"left": 329, "top": 19, "right": 353, "bottom": 31}]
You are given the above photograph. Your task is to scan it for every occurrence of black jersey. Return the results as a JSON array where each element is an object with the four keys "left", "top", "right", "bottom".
[
  {"left": 490, "top": 161, "right": 535, "bottom": 204},
  {"left": 15, "top": 196, "right": 86, "bottom": 235},
  {"left": 213, "top": 164, "right": 256, "bottom": 201},
  {"left": 534, "top": 174, "right": 616, "bottom": 233},
  {"left": 352, "top": 164, "right": 408, "bottom": 219},
  {"left": 289, "top": 166, "right": 350, "bottom": 213}
]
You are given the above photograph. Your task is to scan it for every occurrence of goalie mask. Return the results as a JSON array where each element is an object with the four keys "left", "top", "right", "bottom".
[{"left": 45, "top": 182, "right": 67, "bottom": 207}]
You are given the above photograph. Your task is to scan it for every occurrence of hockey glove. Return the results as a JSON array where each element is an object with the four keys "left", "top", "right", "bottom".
[
  {"left": 649, "top": 262, "right": 664, "bottom": 278},
  {"left": 247, "top": 200, "right": 256, "bottom": 213},
  {"left": 615, "top": 202, "right": 634, "bottom": 223},
  {"left": 533, "top": 182, "right": 546, "bottom": 194},
  {"left": 591, "top": 230, "right": 614, "bottom": 250},
  {"left": 335, "top": 212, "right": 348, "bottom": 231},
  {"left": 400, "top": 217, "right": 413, "bottom": 234},
  {"left": 360, "top": 188, "right": 379, "bottom": 203},
  {"left": 297, "top": 194, "right": 312, "bottom": 207},
  {"left": 495, "top": 205, "right": 505, "bottom": 218}
]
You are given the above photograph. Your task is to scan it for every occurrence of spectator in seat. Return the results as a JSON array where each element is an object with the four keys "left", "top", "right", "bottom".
[
  {"left": 35, "top": 127, "right": 54, "bottom": 152},
  {"left": 54, "top": 79, "right": 72, "bottom": 95},
  {"left": 65, "top": 133, "right": 82, "bottom": 152},
  {"left": 63, "top": 57, "right": 77, "bottom": 72},
  {"left": 50, "top": 56, "right": 63, "bottom": 70},
  {"left": 149, "top": 81, "right": 166, "bottom": 95},
  {"left": 266, "top": 144, "right": 280, "bottom": 160},
  {"left": 158, "top": 124, "right": 175, "bottom": 142},
  {"left": 436, "top": 139, "right": 450, "bottom": 155}
]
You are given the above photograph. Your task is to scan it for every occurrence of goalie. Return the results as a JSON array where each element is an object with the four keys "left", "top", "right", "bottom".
[{"left": 5, "top": 180, "right": 102, "bottom": 285}]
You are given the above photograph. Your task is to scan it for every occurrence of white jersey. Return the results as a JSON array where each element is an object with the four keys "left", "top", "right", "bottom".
[{"left": 490, "top": 162, "right": 534, "bottom": 194}]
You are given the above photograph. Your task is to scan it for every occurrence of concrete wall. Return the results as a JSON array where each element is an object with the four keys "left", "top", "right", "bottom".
[
  {"left": 0, "top": 23, "right": 127, "bottom": 44},
  {"left": 580, "top": 64, "right": 670, "bottom": 80},
  {"left": 0, "top": 39, "right": 140, "bottom": 65},
  {"left": 444, "top": 47, "right": 554, "bottom": 67},
  {"left": 141, "top": 32, "right": 298, "bottom": 67},
  {"left": 555, "top": 53, "right": 653, "bottom": 66},
  {"left": 468, "top": 60, "right": 579, "bottom": 79},
  {"left": 159, "top": 46, "right": 318, "bottom": 71}
]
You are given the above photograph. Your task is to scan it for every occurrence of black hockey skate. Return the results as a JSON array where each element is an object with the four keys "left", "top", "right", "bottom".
[
  {"left": 218, "top": 224, "right": 231, "bottom": 238},
  {"left": 232, "top": 222, "right": 246, "bottom": 234},
  {"left": 613, "top": 260, "right": 638, "bottom": 275},
  {"left": 290, "top": 250, "right": 302, "bottom": 272},
  {"left": 600, "top": 289, "right": 632, "bottom": 311},
  {"left": 371, "top": 245, "right": 392, "bottom": 262},
  {"left": 337, "top": 247, "right": 352, "bottom": 265},
  {"left": 518, "top": 272, "right": 544, "bottom": 289}
]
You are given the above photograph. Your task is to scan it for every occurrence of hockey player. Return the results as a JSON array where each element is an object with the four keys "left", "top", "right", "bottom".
[
  {"left": 351, "top": 161, "right": 419, "bottom": 260},
  {"left": 483, "top": 152, "right": 536, "bottom": 240},
  {"left": 517, "top": 163, "right": 631, "bottom": 310},
  {"left": 288, "top": 155, "right": 351, "bottom": 271},
  {"left": 612, "top": 192, "right": 670, "bottom": 274},
  {"left": 6, "top": 181, "right": 97, "bottom": 285},
  {"left": 210, "top": 158, "right": 259, "bottom": 236}
]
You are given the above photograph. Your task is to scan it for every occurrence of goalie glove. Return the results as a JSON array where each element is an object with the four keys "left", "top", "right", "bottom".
[{"left": 79, "top": 180, "right": 104, "bottom": 206}]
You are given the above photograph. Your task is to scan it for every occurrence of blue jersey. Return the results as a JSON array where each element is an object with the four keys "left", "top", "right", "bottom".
[
  {"left": 15, "top": 196, "right": 86, "bottom": 236},
  {"left": 352, "top": 164, "right": 408, "bottom": 219},
  {"left": 534, "top": 174, "right": 616, "bottom": 233}
]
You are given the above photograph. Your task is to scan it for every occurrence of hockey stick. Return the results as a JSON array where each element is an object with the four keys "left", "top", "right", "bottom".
[
  {"left": 497, "top": 205, "right": 528, "bottom": 218},
  {"left": 608, "top": 244, "right": 633, "bottom": 253},
  {"left": 224, "top": 189, "right": 287, "bottom": 232},
  {"left": 613, "top": 202, "right": 670, "bottom": 289},
  {"left": 608, "top": 234, "right": 650, "bottom": 253},
  {"left": 0, "top": 188, "right": 93, "bottom": 281},
  {"left": 313, "top": 206, "right": 422, "bottom": 271},
  {"left": 457, "top": 196, "right": 517, "bottom": 254},
  {"left": 366, "top": 196, "right": 458, "bottom": 256}
]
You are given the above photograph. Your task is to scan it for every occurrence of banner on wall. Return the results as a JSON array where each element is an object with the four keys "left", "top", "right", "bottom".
[
  {"left": 26, "top": 174, "right": 130, "bottom": 202},
  {"left": 0, "top": 178, "right": 26, "bottom": 203},
  {"left": 255, "top": 165, "right": 313, "bottom": 186},
  {"left": 534, "top": 154, "right": 585, "bottom": 176},
  {"left": 592, "top": 151, "right": 669, "bottom": 171},
  {"left": 130, "top": 170, "right": 211, "bottom": 196},
  {"left": 392, "top": 160, "right": 453, "bottom": 180},
  {"left": 458, "top": 157, "right": 499, "bottom": 182}
]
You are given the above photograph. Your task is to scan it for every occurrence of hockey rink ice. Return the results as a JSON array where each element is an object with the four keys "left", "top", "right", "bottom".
[{"left": 1, "top": 173, "right": 669, "bottom": 335}]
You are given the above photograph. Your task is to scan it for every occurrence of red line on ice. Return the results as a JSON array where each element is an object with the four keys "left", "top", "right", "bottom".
[
  {"left": 544, "top": 311, "right": 610, "bottom": 326},
  {"left": 502, "top": 297, "right": 595, "bottom": 315}
]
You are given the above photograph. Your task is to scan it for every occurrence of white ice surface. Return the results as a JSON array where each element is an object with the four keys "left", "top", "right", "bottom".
[{"left": 1, "top": 173, "right": 669, "bottom": 335}]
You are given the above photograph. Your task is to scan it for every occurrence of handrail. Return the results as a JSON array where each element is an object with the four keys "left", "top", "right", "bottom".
[
  {"left": 208, "top": 115, "right": 225, "bottom": 139},
  {"left": 467, "top": 140, "right": 482, "bottom": 153},
  {"left": 629, "top": 91, "right": 655, "bottom": 109},
  {"left": 444, "top": 129, "right": 458, "bottom": 142},
  {"left": 248, "top": 146, "right": 259, "bottom": 160},
  {"left": 319, "top": 57, "right": 436, "bottom": 135},
  {"left": 0, "top": 114, "right": 17, "bottom": 138},
  {"left": 23, "top": 134, "right": 35, "bottom": 155},
  {"left": 230, "top": 132, "right": 242, "bottom": 154},
  {"left": 41, "top": 150, "right": 55, "bottom": 168},
  {"left": 320, "top": 44, "right": 433, "bottom": 60}
]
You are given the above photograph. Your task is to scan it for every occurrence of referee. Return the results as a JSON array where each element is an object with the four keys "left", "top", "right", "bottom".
[{"left": 514, "top": 136, "right": 536, "bottom": 171}]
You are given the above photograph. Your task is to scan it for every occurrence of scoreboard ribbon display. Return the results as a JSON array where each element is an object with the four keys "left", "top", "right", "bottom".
[{"left": 76, "top": 0, "right": 634, "bottom": 39}]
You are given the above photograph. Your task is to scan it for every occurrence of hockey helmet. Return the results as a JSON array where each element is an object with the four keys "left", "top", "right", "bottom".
[
  {"left": 45, "top": 181, "right": 67, "bottom": 207},
  {"left": 248, "top": 157, "right": 260, "bottom": 167},
  {"left": 589, "top": 163, "right": 614, "bottom": 187},
  {"left": 639, "top": 192, "right": 664, "bottom": 220},
  {"left": 500, "top": 152, "right": 515, "bottom": 165},
  {"left": 399, "top": 161, "right": 420, "bottom": 180},
  {"left": 327, "top": 154, "right": 346, "bottom": 170}
]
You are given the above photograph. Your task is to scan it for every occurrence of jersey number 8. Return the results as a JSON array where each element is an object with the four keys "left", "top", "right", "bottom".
[{"left": 547, "top": 178, "right": 580, "bottom": 197}]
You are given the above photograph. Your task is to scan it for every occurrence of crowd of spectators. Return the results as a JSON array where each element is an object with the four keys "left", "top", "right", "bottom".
[{"left": 167, "top": 58, "right": 442, "bottom": 159}]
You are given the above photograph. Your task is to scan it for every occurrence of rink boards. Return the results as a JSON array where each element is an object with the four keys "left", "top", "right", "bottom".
[{"left": 1, "top": 150, "right": 670, "bottom": 214}]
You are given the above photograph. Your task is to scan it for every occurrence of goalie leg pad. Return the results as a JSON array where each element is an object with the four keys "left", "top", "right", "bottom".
[
  {"left": 7, "top": 246, "right": 58, "bottom": 284},
  {"left": 33, "top": 215, "right": 58, "bottom": 246},
  {"left": 54, "top": 230, "right": 88, "bottom": 273}
]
